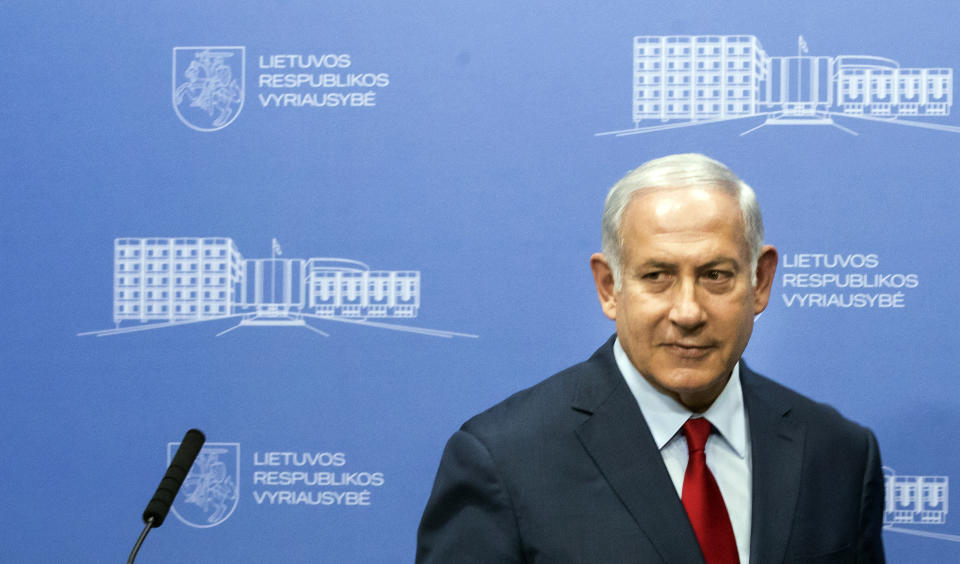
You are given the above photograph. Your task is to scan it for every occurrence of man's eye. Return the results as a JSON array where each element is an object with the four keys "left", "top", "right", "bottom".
[
  {"left": 642, "top": 272, "right": 664, "bottom": 280},
  {"left": 704, "top": 270, "right": 731, "bottom": 281}
]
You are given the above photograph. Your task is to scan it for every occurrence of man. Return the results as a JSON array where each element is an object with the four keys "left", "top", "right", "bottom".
[{"left": 417, "top": 154, "right": 885, "bottom": 563}]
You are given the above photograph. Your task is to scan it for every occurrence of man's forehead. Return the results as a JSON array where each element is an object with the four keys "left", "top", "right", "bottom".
[
  {"left": 620, "top": 186, "right": 751, "bottom": 260},
  {"left": 623, "top": 186, "right": 743, "bottom": 229},
  {"left": 626, "top": 184, "right": 739, "bottom": 209}
]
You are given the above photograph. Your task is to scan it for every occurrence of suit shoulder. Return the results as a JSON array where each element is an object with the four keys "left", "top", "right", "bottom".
[
  {"left": 458, "top": 350, "right": 611, "bottom": 448},
  {"left": 463, "top": 360, "right": 587, "bottom": 433},
  {"left": 745, "top": 367, "right": 875, "bottom": 440}
]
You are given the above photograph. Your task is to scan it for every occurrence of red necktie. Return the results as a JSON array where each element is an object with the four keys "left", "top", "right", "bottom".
[{"left": 681, "top": 418, "right": 740, "bottom": 564}]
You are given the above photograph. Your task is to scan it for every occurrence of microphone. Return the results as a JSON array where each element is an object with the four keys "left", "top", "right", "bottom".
[
  {"left": 142, "top": 428, "right": 206, "bottom": 527},
  {"left": 128, "top": 429, "right": 205, "bottom": 564}
]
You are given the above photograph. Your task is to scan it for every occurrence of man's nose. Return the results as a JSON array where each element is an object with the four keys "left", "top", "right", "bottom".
[{"left": 668, "top": 279, "right": 706, "bottom": 329}]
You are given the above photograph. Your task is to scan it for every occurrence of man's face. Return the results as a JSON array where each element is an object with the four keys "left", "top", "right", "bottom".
[{"left": 591, "top": 186, "right": 777, "bottom": 412}]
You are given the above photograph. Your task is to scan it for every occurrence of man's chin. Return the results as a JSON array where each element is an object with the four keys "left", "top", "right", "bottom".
[{"left": 652, "top": 368, "right": 730, "bottom": 398}]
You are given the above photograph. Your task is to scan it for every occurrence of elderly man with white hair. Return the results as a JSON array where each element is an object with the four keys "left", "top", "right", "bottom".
[{"left": 417, "top": 154, "right": 885, "bottom": 564}]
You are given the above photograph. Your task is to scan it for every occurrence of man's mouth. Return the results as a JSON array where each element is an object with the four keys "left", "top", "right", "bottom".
[{"left": 662, "top": 343, "right": 714, "bottom": 359}]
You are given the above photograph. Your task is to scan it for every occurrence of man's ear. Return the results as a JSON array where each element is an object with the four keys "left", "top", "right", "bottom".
[
  {"left": 590, "top": 253, "right": 617, "bottom": 321},
  {"left": 753, "top": 245, "right": 778, "bottom": 315}
]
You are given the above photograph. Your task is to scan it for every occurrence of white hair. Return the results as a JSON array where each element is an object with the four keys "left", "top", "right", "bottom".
[{"left": 601, "top": 153, "right": 764, "bottom": 289}]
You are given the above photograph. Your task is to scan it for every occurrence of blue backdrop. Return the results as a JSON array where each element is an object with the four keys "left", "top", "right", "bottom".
[{"left": 2, "top": 1, "right": 958, "bottom": 562}]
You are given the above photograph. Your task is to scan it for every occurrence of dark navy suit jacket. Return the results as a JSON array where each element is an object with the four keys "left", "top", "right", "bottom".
[{"left": 417, "top": 337, "right": 885, "bottom": 563}]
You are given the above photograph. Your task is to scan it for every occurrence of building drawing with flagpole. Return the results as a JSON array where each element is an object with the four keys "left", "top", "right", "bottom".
[
  {"left": 599, "top": 34, "right": 957, "bottom": 136},
  {"left": 79, "top": 237, "right": 476, "bottom": 338}
]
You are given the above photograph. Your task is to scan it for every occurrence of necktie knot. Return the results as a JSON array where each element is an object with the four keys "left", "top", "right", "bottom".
[{"left": 683, "top": 417, "right": 712, "bottom": 454}]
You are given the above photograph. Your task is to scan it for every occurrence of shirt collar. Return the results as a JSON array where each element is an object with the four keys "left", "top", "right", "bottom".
[{"left": 613, "top": 337, "right": 748, "bottom": 459}]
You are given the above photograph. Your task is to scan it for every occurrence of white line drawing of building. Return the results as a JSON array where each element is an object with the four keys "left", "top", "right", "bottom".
[
  {"left": 883, "top": 466, "right": 960, "bottom": 543},
  {"left": 598, "top": 35, "right": 959, "bottom": 137},
  {"left": 79, "top": 237, "right": 476, "bottom": 338}
]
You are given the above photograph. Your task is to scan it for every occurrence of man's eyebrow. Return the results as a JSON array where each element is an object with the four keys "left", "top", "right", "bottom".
[
  {"left": 699, "top": 257, "right": 741, "bottom": 271},
  {"left": 637, "top": 260, "right": 677, "bottom": 270}
]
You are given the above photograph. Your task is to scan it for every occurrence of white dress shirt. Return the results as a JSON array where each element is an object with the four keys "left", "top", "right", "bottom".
[{"left": 613, "top": 338, "right": 752, "bottom": 564}]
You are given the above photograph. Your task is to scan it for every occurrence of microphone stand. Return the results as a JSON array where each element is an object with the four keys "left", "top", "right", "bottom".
[{"left": 126, "top": 516, "right": 155, "bottom": 564}]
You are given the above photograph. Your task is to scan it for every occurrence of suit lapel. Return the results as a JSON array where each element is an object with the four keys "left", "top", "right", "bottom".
[
  {"left": 572, "top": 340, "right": 705, "bottom": 564},
  {"left": 741, "top": 365, "right": 805, "bottom": 564}
]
